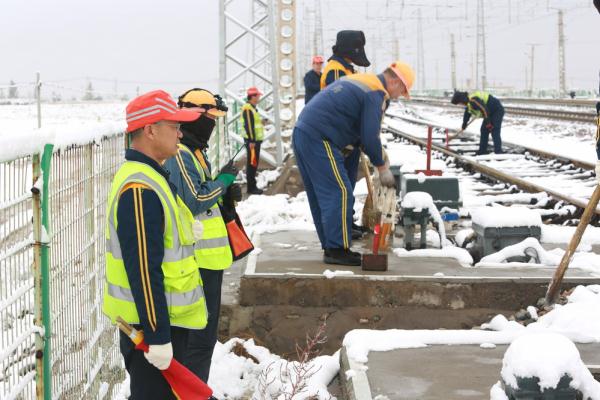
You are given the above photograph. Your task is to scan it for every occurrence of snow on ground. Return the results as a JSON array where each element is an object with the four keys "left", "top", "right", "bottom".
[
  {"left": 236, "top": 193, "right": 315, "bottom": 236},
  {"left": 208, "top": 338, "right": 339, "bottom": 399},
  {"left": 393, "top": 246, "right": 473, "bottom": 265},
  {"left": 0, "top": 102, "right": 126, "bottom": 161},
  {"left": 390, "top": 102, "right": 597, "bottom": 164}
]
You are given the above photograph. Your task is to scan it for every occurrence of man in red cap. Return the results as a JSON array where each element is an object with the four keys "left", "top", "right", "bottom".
[
  {"left": 304, "top": 55, "right": 324, "bottom": 104},
  {"left": 240, "top": 87, "right": 264, "bottom": 195},
  {"left": 103, "top": 90, "right": 209, "bottom": 398}
]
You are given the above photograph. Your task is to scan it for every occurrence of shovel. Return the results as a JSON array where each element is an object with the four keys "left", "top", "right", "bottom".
[
  {"left": 447, "top": 118, "right": 475, "bottom": 141},
  {"left": 360, "top": 154, "right": 379, "bottom": 231},
  {"left": 544, "top": 185, "right": 600, "bottom": 306}
]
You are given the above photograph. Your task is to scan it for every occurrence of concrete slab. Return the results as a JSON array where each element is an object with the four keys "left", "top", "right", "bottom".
[
  {"left": 253, "top": 230, "right": 596, "bottom": 279},
  {"left": 239, "top": 230, "right": 600, "bottom": 310},
  {"left": 341, "top": 343, "right": 600, "bottom": 400}
]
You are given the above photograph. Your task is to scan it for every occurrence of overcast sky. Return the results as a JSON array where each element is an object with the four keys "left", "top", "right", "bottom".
[{"left": 1, "top": 0, "right": 598, "bottom": 99}]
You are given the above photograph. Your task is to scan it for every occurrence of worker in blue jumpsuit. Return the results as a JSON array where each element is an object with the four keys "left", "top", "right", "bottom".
[
  {"left": 320, "top": 30, "right": 371, "bottom": 239},
  {"left": 293, "top": 61, "right": 415, "bottom": 266},
  {"left": 451, "top": 90, "right": 505, "bottom": 155},
  {"left": 304, "top": 55, "right": 323, "bottom": 104}
]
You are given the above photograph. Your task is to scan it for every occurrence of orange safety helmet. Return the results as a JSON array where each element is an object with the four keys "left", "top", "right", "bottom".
[
  {"left": 389, "top": 60, "right": 415, "bottom": 99},
  {"left": 247, "top": 87, "right": 262, "bottom": 97}
]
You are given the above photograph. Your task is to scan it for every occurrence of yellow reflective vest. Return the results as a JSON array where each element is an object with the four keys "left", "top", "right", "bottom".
[
  {"left": 177, "top": 144, "right": 233, "bottom": 270},
  {"left": 467, "top": 91, "right": 490, "bottom": 119},
  {"left": 320, "top": 58, "right": 355, "bottom": 89},
  {"left": 103, "top": 161, "right": 207, "bottom": 329},
  {"left": 240, "top": 103, "right": 264, "bottom": 141}
]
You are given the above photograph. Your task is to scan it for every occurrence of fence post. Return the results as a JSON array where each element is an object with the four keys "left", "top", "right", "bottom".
[{"left": 32, "top": 144, "right": 53, "bottom": 400}]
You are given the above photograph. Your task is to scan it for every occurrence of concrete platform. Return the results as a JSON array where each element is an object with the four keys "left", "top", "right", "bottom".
[
  {"left": 240, "top": 230, "right": 600, "bottom": 310},
  {"left": 340, "top": 342, "right": 600, "bottom": 400}
]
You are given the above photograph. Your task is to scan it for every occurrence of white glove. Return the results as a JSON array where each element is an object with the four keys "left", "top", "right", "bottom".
[
  {"left": 378, "top": 167, "right": 396, "bottom": 188},
  {"left": 144, "top": 342, "right": 173, "bottom": 370},
  {"left": 192, "top": 220, "right": 204, "bottom": 241},
  {"left": 596, "top": 161, "right": 600, "bottom": 184}
]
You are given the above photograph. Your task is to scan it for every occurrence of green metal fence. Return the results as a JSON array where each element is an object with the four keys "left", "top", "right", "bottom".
[
  {"left": 1, "top": 134, "right": 126, "bottom": 400},
  {"left": 1, "top": 119, "right": 231, "bottom": 399}
]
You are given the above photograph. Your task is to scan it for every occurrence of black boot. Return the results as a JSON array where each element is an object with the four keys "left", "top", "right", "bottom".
[
  {"left": 247, "top": 187, "right": 263, "bottom": 195},
  {"left": 352, "top": 222, "right": 369, "bottom": 233},
  {"left": 323, "top": 248, "right": 362, "bottom": 266}
]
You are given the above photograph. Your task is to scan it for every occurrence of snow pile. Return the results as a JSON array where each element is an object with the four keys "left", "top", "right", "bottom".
[
  {"left": 323, "top": 269, "right": 354, "bottom": 279},
  {"left": 208, "top": 338, "right": 339, "bottom": 400},
  {"left": 542, "top": 224, "right": 600, "bottom": 248},
  {"left": 393, "top": 246, "right": 473, "bottom": 265},
  {"left": 496, "top": 333, "right": 600, "bottom": 398},
  {"left": 256, "top": 168, "right": 282, "bottom": 190},
  {"left": 236, "top": 192, "right": 315, "bottom": 236},
  {"left": 476, "top": 237, "right": 600, "bottom": 274},
  {"left": 401, "top": 191, "right": 447, "bottom": 247},
  {"left": 471, "top": 205, "right": 541, "bottom": 228}
]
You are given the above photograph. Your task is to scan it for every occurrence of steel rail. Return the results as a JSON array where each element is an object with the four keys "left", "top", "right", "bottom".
[{"left": 384, "top": 124, "right": 600, "bottom": 215}]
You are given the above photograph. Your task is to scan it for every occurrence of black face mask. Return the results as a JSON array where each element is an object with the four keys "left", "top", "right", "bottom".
[{"left": 181, "top": 116, "right": 216, "bottom": 151}]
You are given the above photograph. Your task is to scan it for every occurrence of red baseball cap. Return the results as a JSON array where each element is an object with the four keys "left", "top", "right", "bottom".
[
  {"left": 247, "top": 87, "right": 262, "bottom": 97},
  {"left": 125, "top": 90, "right": 200, "bottom": 133},
  {"left": 312, "top": 55, "right": 324, "bottom": 64}
]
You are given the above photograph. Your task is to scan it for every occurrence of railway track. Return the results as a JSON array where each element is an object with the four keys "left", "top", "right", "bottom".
[
  {"left": 384, "top": 113, "right": 599, "bottom": 219},
  {"left": 408, "top": 98, "right": 597, "bottom": 124}
]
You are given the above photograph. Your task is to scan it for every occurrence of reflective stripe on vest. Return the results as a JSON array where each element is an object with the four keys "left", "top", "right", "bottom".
[
  {"left": 107, "top": 282, "right": 204, "bottom": 307},
  {"left": 103, "top": 161, "right": 207, "bottom": 329},
  {"left": 320, "top": 59, "right": 355, "bottom": 89},
  {"left": 105, "top": 171, "right": 195, "bottom": 263},
  {"left": 239, "top": 103, "right": 264, "bottom": 141},
  {"left": 177, "top": 145, "right": 233, "bottom": 270},
  {"left": 467, "top": 91, "right": 490, "bottom": 119}
]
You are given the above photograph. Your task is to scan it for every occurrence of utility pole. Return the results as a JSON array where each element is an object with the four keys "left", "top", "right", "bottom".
[
  {"left": 527, "top": 44, "right": 539, "bottom": 97},
  {"left": 557, "top": 9, "right": 566, "bottom": 96},
  {"left": 417, "top": 8, "right": 425, "bottom": 90},
  {"left": 450, "top": 33, "right": 457, "bottom": 89},
  {"left": 475, "top": 0, "right": 488, "bottom": 89}
]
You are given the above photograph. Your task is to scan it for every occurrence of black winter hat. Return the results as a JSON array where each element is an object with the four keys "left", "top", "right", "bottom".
[
  {"left": 332, "top": 30, "right": 371, "bottom": 67},
  {"left": 451, "top": 91, "right": 469, "bottom": 105},
  {"left": 595, "top": 0, "right": 600, "bottom": 14}
]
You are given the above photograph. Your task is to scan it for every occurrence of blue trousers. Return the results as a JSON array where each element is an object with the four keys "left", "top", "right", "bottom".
[
  {"left": 293, "top": 127, "right": 353, "bottom": 249},
  {"left": 479, "top": 107, "right": 505, "bottom": 154}
]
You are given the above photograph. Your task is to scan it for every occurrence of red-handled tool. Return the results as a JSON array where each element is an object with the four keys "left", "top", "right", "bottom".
[
  {"left": 116, "top": 317, "right": 213, "bottom": 400},
  {"left": 372, "top": 224, "right": 381, "bottom": 255}
]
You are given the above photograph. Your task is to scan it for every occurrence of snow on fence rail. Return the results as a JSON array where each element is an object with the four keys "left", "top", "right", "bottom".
[{"left": 1, "top": 134, "right": 126, "bottom": 399}]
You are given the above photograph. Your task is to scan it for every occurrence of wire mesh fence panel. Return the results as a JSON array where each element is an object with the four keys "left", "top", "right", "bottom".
[
  {"left": 47, "top": 135, "right": 124, "bottom": 400},
  {"left": 0, "top": 156, "right": 37, "bottom": 400}
]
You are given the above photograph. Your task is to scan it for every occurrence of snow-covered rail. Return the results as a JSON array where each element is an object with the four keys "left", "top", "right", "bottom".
[{"left": 384, "top": 115, "right": 599, "bottom": 218}]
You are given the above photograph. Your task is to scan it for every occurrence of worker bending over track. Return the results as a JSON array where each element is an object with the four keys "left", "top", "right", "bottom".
[
  {"left": 293, "top": 61, "right": 415, "bottom": 266},
  {"left": 451, "top": 90, "right": 505, "bottom": 155}
]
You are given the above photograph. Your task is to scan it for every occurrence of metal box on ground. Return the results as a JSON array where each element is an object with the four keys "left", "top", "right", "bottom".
[
  {"left": 502, "top": 375, "right": 578, "bottom": 399},
  {"left": 400, "top": 207, "right": 430, "bottom": 250},
  {"left": 401, "top": 174, "right": 461, "bottom": 210},
  {"left": 473, "top": 223, "right": 542, "bottom": 258}
]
